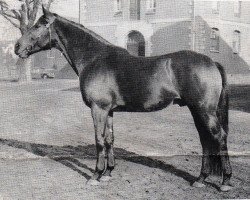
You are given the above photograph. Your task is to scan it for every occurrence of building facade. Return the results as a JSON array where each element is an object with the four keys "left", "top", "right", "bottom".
[
  {"left": 81, "top": 0, "right": 250, "bottom": 74},
  {"left": 194, "top": 0, "right": 250, "bottom": 74}
]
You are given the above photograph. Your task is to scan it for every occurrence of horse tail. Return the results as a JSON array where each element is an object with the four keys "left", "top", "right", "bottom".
[{"left": 215, "top": 62, "right": 229, "bottom": 134}]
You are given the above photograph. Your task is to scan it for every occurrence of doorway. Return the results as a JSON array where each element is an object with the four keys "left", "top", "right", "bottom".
[{"left": 127, "top": 31, "right": 145, "bottom": 56}]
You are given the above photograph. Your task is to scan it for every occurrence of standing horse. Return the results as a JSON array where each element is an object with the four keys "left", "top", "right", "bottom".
[{"left": 14, "top": 7, "right": 232, "bottom": 191}]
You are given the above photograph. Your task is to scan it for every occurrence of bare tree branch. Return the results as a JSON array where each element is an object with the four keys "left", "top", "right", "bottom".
[
  {"left": 1, "top": 13, "right": 19, "bottom": 28},
  {"left": 19, "top": 3, "right": 28, "bottom": 34},
  {"left": 11, "top": 9, "right": 21, "bottom": 20},
  {"left": 0, "top": 10, "right": 17, "bottom": 19},
  {"left": 25, "top": 0, "right": 31, "bottom": 20},
  {"left": 0, "top": 0, "right": 8, "bottom": 9},
  {"left": 0, "top": 0, "right": 55, "bottom": 34},
  {"left": 0, "top": 0, "right": 56, "bottom": 82},
  {"left": 27, "top": 0, "right": 39, "bottom": 28}
]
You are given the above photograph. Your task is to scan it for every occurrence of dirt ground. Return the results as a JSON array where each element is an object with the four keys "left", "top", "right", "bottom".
[{"left": 0, "top": 79, "right": 249, "bottom": 200}]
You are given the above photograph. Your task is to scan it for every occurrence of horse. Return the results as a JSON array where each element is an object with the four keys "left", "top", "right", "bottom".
[{"left": 14, "top": 7, "right": 232, "bottom": 191}]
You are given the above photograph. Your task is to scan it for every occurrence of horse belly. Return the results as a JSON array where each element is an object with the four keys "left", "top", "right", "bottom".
[
  {"left": 142, "top": 67, "right": 180, "bottom": 112},
  {"left": 143, "top": 89, "right": 177, "bottom": 111}
]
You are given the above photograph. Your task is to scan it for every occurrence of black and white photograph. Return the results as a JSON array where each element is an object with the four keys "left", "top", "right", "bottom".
[{"left": 0, "top": 0, "right": 249, "bottom": 199}]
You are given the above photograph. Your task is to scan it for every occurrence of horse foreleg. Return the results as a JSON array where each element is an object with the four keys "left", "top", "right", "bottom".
[
  {"left": 88, "top": 103, "right": 110, "bottom": 185},
  {"left": 100, "top": 111, "right": 115, "bottom": 182}
]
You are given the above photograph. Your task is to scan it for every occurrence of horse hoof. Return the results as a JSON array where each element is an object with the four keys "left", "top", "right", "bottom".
[
  {"left": 100, "top": 175, "right": 112, "bottom": 182},
  {"left": 192, "top": 181, "right": 206, "bottom": 188},
  {"left": 86, "top": 179, "right": 100, "bottom": 186},
  {"left": 220, "top": 185, "right": 233, "bottom": 192}
]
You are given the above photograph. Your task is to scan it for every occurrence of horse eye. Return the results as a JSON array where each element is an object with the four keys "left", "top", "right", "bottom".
[{"left": 30, "top": 35, "right": 36, "bottom": 41}]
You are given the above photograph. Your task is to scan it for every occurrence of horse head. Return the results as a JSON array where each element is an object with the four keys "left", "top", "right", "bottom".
[{"left": 15, "top": 6, "right": 56, "bottom": 58}]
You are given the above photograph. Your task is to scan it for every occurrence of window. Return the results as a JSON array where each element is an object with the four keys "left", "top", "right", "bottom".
[
  {"left": 212, "top": 1, "right": 220, "bottom": 14},
  {"left": 47, "top": 50, "right": 55, "bottom": 58},
  {"left": 130, "top": 0, "right": 141, "bottom": 20},
  {"left": 234, "top": 1, "right": 241, "bottom": 17},
  {"left": 146, "top": 0, "right": 156, "bottom": 12},
  {"left": 114, "top": 0, "right": 122, "bottom": 13},
  {"left": 210, "top": 28, "right": 220, "bottom": 52},
  {"left": 233, "top": 30, "right": 240, "bottom": 54}
]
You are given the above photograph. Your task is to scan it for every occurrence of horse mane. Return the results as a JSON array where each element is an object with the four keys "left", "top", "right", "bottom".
[{"left": 54, "top": 14, "right": 113, "bottom": 46}]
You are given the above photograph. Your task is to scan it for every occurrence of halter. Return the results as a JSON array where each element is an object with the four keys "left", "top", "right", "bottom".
[{"left": 45, "top": 17, "right": 55, "bottom": 49}]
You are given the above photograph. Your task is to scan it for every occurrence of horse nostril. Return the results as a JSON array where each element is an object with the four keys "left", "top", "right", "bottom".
[{"left": 15, "top": 42, "right": 20, "bottom": 52}]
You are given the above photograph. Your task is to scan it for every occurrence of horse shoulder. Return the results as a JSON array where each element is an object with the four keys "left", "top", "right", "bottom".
[{"left": 80, "top": 65, "right": 125, "bottom": 109}]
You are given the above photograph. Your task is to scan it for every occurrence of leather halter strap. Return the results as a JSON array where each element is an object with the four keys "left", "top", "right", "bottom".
[
  {"left": 45, "top": 17, "right": 56, "bottom": 50},
  {"left": 33, "top": 16, "right": 56, "bottom": 49}
]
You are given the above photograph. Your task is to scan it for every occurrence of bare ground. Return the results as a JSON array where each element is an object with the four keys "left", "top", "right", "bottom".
[{"left": 0, "top": 80, "right": 249, "bottom": 200}]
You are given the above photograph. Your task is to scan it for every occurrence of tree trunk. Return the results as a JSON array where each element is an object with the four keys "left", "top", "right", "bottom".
[{"left": 16, "top": 57, "right": 32, "bottom": 82}]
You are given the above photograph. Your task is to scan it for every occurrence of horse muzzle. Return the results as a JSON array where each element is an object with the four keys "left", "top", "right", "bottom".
[{"left": 15, "top": 45, "right": 32, "bottom": 59}]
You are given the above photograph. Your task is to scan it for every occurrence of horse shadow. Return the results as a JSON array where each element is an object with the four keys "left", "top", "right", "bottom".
[{"left": 0, "top": 138, "right": 201, "bottom": 186}]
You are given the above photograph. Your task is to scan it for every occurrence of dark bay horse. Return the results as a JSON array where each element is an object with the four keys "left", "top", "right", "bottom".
[{"left": 14, "top": 7, "right": 232, "bottom": 191}]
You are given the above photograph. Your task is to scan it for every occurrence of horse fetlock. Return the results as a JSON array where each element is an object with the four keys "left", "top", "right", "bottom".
[
  {"left": 222, "top": 173, "right": 232, "bottom": 184},
  {"left": 107, "top": 150, "right": 115, "bottom": 166},
  {"left": 107, "top": 165, "right": 115, "bottom": 172},
  {"left": 90, "top": 171, "right": 102, "bottom": 181},
  {"left": 96, "top": 162, "right": 106, "bottom": 173}
]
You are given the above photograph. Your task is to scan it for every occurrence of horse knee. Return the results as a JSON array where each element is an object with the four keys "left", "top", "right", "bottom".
[
  {"left": 105, "top": 132, "right": 114, "bottom": 146},
  {"left": 205, "top": 115, "right": 226, "bottom": 145},
  {"left": 206, "top": 115, "right": 220, "bottom": 135}
]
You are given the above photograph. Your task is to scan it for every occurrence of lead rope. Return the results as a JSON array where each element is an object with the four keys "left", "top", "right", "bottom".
[{"left": 45, "top": 21, "right": 53, "bottom": 50}]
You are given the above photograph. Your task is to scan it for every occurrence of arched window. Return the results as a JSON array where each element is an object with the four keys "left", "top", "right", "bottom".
[
  {"left": 210, "top": 28, "right": 220, "bottom": 52},
  {"left": 127, "top": 31, "right": 145, "bottom": 56},
  {"left": 233, "top": 30, "right": 241, "bottom": 54}
]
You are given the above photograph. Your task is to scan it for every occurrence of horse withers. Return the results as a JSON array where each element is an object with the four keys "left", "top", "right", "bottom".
[{"left": 14, "top": 7, "right": 232, "bottom": 191}]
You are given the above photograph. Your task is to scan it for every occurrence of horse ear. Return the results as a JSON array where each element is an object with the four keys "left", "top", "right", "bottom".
[
  {"left": 42, "top": 5, "right": 47, "bottom": 15},
  {"left": 42, "top": 5, "right": 52, "bottom": 17}
]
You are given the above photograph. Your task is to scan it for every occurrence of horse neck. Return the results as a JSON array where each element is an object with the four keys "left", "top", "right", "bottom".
[{"left": 53, "top": 17, "right": 108, "bottom": 72}]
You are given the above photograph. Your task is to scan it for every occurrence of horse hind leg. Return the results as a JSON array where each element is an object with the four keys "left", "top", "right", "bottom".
[
  {"left": 190, "top": 107, "right": 232, "bottom": 191},
  {"left": 100, "top": 112, "right": 115, "bottom": 182},
  {"left": 190, "top": 108, "right": 213, "bottom": 188}
]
